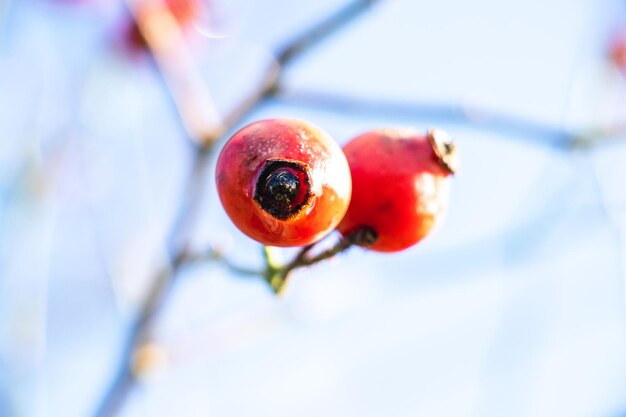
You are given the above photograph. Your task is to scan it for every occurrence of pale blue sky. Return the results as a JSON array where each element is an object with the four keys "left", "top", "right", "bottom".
[{"left": 1, "top": 0, "right": 626, "bottom": 416}]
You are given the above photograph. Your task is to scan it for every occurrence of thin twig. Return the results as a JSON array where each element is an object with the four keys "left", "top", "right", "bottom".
[
  {"left": 124, "top": 0, "right": 223, "bottom": 145},
  {"left": 272, "top": 88, "right": 578, "bottom": 148},
  {"left": 93, "top": 250, "right": 190, "bottom": 417},
  {"left": 293, "top": 243, "right": 315, "bottom": 264},
  {"left": 290, "top": 228, "right": 377, "bottom": 269},
  {"left": 263, "top": 228, "right": 377, "bottom": 294},
  {"left": 274, "top": 0, "right": 382, "bottom": 65},
  {"left": 92, "top": 1, "right": 380, "bottom": 416},
  {"left": 187, "top": 247, "right": 263, "bottom": 277}
]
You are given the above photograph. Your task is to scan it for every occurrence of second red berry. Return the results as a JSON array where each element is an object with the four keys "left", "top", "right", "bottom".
[{"left": 337, "top": 128, "right": 457, "bottom": 252}]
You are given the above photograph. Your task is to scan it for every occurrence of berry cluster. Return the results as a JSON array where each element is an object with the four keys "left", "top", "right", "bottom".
[{"left": 216, "top": 119, "right": 457, "bottom": 253}]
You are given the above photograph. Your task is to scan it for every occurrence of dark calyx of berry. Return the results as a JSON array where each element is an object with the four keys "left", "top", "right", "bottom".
[
  {"left": 426, "top": 129, "right": 459, "bottom": 175},
  {"left": 349, "top": 226, "right": 378, "bottom": 247},
  {"left": 254, "top": 159, "right": 312, "bottom": 220}
]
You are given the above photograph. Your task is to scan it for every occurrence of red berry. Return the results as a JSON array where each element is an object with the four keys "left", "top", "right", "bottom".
[
  {"left": 215, "top": 119, "right": 352, "bottom": 247},
  {"left": 164, "top": 0, "right": 198, "bottom": 22},
  {"left": 337, "top": 129, "right": 457, "bottom": 252},
  {"left": 125, "top": 0, "right": 200, "bottom": 52},
  {"left": 609, "top": 27, "right": 626, "bottom": 73}
]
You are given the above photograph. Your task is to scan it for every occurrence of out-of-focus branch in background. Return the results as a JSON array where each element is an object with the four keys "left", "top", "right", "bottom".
[
  {"left": 272, "top": 88, "right": 626, "bottom": 149},
  {"left": 92, "top": 1, "right": 382, "bottom": 416}
]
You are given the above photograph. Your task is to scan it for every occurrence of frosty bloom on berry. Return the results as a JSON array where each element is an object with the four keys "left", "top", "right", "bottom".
[
  {"left": 337, "top": 128, "right": 457, "bottom": 252},
  {"left": 216, "top": 119, "right": 351, "bottom": 247}
]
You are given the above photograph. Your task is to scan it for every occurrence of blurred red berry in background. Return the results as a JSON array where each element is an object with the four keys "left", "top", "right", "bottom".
[{"left": 609, "top": 25, "right": 626, "bottom": 73}]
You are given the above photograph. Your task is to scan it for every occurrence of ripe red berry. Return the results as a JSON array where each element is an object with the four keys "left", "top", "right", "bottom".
[
  {"left": 337, "top": 128, "right": 457, "bottom": 252},
  {"left": 215, "top": 119, "right": 351, "bottom": 247}
]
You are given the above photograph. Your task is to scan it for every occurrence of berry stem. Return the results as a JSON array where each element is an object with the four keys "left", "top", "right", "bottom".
[
  {"left": 261, "top": 245, "right": 282, "bottom": 290},
  {"left": 294, "top": 243, "right": 316, "bottom": 263},
  {"left": 262, "top": 227, "right": 378, "bottom": 294}
]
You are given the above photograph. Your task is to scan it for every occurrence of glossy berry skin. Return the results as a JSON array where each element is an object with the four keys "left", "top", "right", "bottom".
[
  {"left": 216, "top": 119, "right": 351, "bottom": 247},
  {"left": 337, "top": 129, "right": 457, "bottom": 253}
]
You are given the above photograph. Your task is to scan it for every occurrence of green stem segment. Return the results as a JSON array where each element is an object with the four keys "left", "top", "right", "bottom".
[{"left": 262, "top": 246, "right": 286, "bottom": 292}]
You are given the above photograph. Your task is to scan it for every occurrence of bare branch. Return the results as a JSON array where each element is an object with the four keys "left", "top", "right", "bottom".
[
  {"left": 272, "top": 88, "right": 577, "bottom": 148},
  {"left": 92, "top": 1, "right": 380, "bottom": 416},
  {"left": 188, "top": 247, "right": 263, "bottom": 277},
  {"left": 125, "top": 0, "right": 223, "bottom": 145},
  {"left": 275, "top": 0, "right": 383, "bottom": 66}
]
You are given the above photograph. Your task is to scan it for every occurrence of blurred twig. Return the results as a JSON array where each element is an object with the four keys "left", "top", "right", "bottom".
[
  {"left": 272, "top": 88, "right": 582, "bottom": 148},
  {"left": 92, "top": 1, "right": 381, "bottom": 416},
  {"left": 587, "top": 154, "right": 626, "bottom": 315},
  {"left": 125, "top": 0, "right": 223, "bottom": 145},
  {"left": 0, "top": 366, "right": 11, "bottom": 417},
  {"left": 274, "top": 87, "right": 626, "bottom": 148},
  {"left": 93, "top": 250, "right": 189, "bottom": 417},
  {"left": 194, "top": 228, "right": 377, "bottom": 294},
  {"left": 188, "top": 246, "right": 262, "bottom": 277}
]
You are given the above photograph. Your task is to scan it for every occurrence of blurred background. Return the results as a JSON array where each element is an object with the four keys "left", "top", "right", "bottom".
[{"left": 2, "top": 0, "right": 626, "bottom": 416}]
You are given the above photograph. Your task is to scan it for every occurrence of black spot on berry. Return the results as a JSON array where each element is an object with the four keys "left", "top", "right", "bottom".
[{"left": 254, "top": 159, "right": 312, "bottom": 220}]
